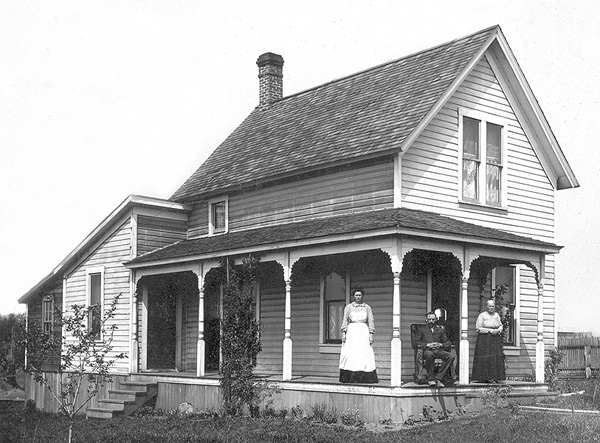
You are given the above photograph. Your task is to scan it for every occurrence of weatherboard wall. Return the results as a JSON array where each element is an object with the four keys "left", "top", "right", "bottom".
[
  {"left": 401, "top": 54, "right": 557, "bottom": 366},
  {"left": 63, "top": 217, "right": 133, "bottom": 373},
  {"left": 187, "top": 160, "right": 395, "bottom": 239}
]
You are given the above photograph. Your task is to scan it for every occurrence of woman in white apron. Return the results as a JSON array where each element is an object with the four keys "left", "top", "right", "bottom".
[{"left": 339, "top": 287, "right": 378, "bottom": 383}]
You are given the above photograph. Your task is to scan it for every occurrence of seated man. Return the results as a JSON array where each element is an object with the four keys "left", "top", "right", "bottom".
[{"left": 412, "top": 311, "right": 456, "bottom": 388}]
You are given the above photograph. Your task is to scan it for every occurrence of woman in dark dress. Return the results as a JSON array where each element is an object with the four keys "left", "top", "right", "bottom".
[{"left": 472, "top": 299, "right": 505, "bottom": 382}]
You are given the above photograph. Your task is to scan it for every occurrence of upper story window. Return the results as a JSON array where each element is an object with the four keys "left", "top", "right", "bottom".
[
  {"left": 86, "top": 267, "right": 104, "bottom": 339},
  {"left": 460, "top": 110, "right": 507, "bottom": 207},
  {"left": 42, "top": 295, "right": 54, "bottom": 335},
  {"left": 321, "top": 272, "right": 349, "bottom": 344},
  {"left": 208, "top": 196, "right": 229, "bottom": 235}
]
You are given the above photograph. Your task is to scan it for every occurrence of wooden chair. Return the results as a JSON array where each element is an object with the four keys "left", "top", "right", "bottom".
[{"left": 410, "top": 323, "right": 457, "bottom": 384}]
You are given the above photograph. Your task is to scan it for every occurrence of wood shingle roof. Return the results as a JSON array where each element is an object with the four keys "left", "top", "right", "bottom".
[
  {"left": 170, "top": 27, "right": 498, "bottom": 202},
  {"left": 126, "top": 207, "right": 560, "bottom": 267}
]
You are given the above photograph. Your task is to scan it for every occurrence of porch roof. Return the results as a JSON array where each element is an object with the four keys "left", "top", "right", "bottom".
[{"left": 125, "top": 207, "right": 561, "bottom": 268}]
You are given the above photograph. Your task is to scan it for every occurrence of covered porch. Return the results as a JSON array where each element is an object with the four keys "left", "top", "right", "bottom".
[{"left": 125, "top": 208, "right": 559, "bottom": 389}]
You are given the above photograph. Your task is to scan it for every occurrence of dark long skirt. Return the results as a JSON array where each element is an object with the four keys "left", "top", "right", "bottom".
[
  {"left": 471, "top": 333, "right": 505, "bottom": 381},
  {"left": 339, "top": 369, "right": 379, "bottom": 384}
]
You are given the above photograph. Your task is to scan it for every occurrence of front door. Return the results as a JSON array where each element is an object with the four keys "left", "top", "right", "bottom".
[{"left": 147, "top": 290, "right": 177, "bottom": 370}]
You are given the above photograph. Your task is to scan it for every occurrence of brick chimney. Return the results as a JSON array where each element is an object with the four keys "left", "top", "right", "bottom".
[{"left": 256, "top": 52, "right": 284, "bottom": 109}]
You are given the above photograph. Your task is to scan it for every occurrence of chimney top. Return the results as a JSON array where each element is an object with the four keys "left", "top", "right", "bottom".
[{"left": 256, "top": 52, "right": 284, "bottom": 109}]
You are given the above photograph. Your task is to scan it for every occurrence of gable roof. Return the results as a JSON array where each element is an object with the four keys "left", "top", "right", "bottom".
[
  {"left": 171, "top": 25, "right": 577, "bottom": 203},
  {"left": 125, "top": 207, "right": 561, "bottom": 269},
  {"left": 171, "top": 26, "right": 497, "bottom": 202},
  {"left": 18, "top": 195, "right": 191, "bottom": 304}
]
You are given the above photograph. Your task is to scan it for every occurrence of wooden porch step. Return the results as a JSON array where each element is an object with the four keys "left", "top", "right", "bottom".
[
  {"left": 86, "top": 380, "right": 158, "bottom": 419},
  {"left": 86, "top": 407, "right": 125, "bottom": 419}
]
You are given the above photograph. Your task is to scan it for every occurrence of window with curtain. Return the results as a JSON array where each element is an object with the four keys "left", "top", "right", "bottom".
[
  {"left": 323, "top": 272, "right": 347, "bottom": 344},
  {"left": 461, "top": 113, "right": 505, "bottom": 206}
]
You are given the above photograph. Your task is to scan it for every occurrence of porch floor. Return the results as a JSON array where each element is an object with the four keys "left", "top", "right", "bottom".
[{"left": 136, "top": 370, "right": 544, "bottom": 389}]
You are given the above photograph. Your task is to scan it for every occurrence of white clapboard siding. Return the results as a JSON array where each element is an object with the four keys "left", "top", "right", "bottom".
[
  {"left": 137, "top": 215, "right": 187, "bottom": 256},
  {"left": 187, "top": 161, "right": 394, "bottom": 239},
  {"left": 402, "top": 54, "right": 557, "bottom": 366},
  {"left": 64, "top": 218, "right": 133, "bottom": 372},
  {"left": 402, "top": 56, "right": 555, "bottom": 243}
]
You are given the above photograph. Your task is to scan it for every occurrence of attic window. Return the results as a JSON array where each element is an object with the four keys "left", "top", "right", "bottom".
[
  {"left": 459, "top": 110, "right": 507, "bottom": 208},
  {"left": 208, "top": 196, "right": 228, "bottom": 235}
]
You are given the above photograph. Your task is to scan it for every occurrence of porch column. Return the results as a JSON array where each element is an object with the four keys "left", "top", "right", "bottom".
[
  {"left": 283, "top": 276, "right": 292, "bottom": 380},
  {"left": 459, "top": 273, "right": 470, "bottom": 384},
  {"left": 386, "top": 238, "right": 403, "bottom": 387},
  {"left": 130, "top": 272, "right": 139, "bottom": 373},
  {"left": 535, "top": 283, "right": 544, "bottom": 383},
  {"left": 391, "top": 271, "right": 402, "bottom": 386},
  {"left": 195, "top": 265, "right": 206, "bottom": 377},
  {"left": 277, "top": 253, "right": 294, "bottom": 381}
]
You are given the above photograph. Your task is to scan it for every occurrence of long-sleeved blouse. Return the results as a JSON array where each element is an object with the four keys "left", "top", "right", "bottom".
[
  {"left": 341, "top": 302, "right": 375, "bottom": 333},
  {"left": 476, "top": 311, "right": 503, "bottom": 334}
]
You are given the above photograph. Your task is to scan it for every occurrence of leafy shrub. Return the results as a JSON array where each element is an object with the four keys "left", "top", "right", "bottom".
[
  {"left": 480, "top": 384, "right": 513, "bottom": 408},
  {"left": 310, "top": 403, "right": 338, "bottom": 424},
  {"left": 545, "top": 347, "right": 564, "bottom": 391},
  {"left": 220, "top": 257, "right": 262, "bottom": 416},
  {"left": 290, "top": 404, "right": 306, "bottom": 419},
  {"left": 339, "top": 407, "right": 363, "bottom": 427}
]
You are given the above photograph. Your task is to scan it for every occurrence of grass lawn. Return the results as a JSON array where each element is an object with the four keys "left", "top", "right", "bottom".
[{"left": 2, "top": 402, "right": 600, "bottom": 443}]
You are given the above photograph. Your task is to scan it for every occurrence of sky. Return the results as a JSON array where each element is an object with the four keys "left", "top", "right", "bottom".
[{"left": 1, "top": 1, "right": 599, "bottom": 334}]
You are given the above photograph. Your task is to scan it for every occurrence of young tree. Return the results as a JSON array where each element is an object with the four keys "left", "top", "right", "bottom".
[
  {"left": 220, "top": 257, "right": 263, "bottom": 415},
  {"left": 23, "top": 294, "right": 126, "bottom": 443},
  {"left": 0, "top": 313, "right": 25, "bottom": 388}
]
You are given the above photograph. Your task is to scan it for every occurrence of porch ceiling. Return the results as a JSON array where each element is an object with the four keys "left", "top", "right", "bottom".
[{"left": 125, "top": 207, "right": 561, "bottom": 269}]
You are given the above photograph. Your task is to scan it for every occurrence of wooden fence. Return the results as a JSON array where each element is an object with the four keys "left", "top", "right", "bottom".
[{"left": 557, "top": 334, "right": 600, "bottom": 378}]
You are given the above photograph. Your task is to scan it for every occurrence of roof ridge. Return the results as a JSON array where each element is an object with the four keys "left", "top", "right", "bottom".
[{"left": 277, "top": 25, "right": 500, "bottom": 104}]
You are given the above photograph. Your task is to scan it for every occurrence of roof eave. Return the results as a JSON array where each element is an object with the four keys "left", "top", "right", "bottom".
[
  {"left": 490, "top": 29, "right": 579, "bottom": 189},
  {"left": 124, "top": 226, "right": 561, "bottom": 270}
]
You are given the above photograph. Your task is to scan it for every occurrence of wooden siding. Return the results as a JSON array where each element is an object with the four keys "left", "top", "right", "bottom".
[
  {"left": 187, "top": 161, "right": 394, "bottom": 239},
  {"left": 402, "top": 54, "right": 557, "bottom": 373},
  {"left": 27, "top": 280, "right": 63, "bottom": 370},
  {"left": 24, "top": 372, "right": 126, "bottom": 413},
  {"left": 137, "top": 215, "right": 187, "bottom": 256},
  {"left": 64, "top": 218, "right": 133, "bottom": 373},
  {"left": 183, "top": 292, "right": 199, "bottom": 372},
  {"left": 402, "top": 55, "right": 555, "bottom": 243}
]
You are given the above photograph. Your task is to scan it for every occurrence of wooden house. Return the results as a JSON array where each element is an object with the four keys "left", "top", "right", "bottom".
[{"left": 19, "top": 26, "right": 579, "bottom": 421}]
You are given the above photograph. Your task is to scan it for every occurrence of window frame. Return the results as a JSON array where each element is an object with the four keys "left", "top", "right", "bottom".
[
  {"left": 208, "top": 196, "right": 229, "bottom": 235},
  {"left": 319, "top": 271, "right": 350, "bottom": 353},
  {"left": 458, "top": 108, "right": 508, "bottom": 209},
  {"left": 86, "top": 266, "right": 105, "bottom": 340},
  {"left": 42, "top": 295, "right": 54, "bottom": 335},
  {"left": 491, "top": 265, "right": 520, "bottom": 348}
]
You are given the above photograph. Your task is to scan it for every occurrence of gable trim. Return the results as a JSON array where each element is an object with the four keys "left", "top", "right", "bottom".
[
  {"left": 488, "top": 36, "right": 578, "bottom": 189},
  {"left": 399, "top": 29, "right": 498, "bottom": 155}
]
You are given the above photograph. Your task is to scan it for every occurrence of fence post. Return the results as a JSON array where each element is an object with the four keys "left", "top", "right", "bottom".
[{"left": 585, "top": 345, "right": 592, "bottom": 379}]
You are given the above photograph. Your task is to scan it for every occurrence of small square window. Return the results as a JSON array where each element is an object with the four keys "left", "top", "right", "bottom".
[{"left": 208, "top": 197, "right": 228, "bottom": 235}]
